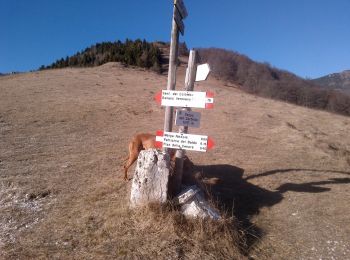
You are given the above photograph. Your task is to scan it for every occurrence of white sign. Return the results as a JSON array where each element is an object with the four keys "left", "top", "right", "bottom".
[
  {"left": 158, "top": 90, "right": 214, "bottom": 109},
  {"left": 156, "top": 131, "right": 214, "bottom": 152},
  {"left": 174, "top": 0, "right": 188, "bottom": 19},
  {"left": 195, "top": 63, "right": 211, "bottom": 81},
  {"left": 175, "top": 110, "right": 201, "bottom": 128}
]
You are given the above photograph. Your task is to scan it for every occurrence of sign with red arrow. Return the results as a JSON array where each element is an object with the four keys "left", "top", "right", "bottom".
[
  {"left": 155, "top": 90, "right": 214, "bottom": 109},
  {"left": 155, "top": 131, "right": 214, "bottom": 152}
]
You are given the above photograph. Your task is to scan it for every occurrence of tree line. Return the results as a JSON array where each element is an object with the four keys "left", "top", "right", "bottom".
[
  {"left": 198, "top": 48, "right": 350, "bottom": 116},
  {"left": 39, "top": 39, "right": 163, "bottom": 73}
]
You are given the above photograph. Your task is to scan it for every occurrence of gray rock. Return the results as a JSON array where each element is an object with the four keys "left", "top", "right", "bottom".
[
  {"left": 130, "top": 149, "right": 170, "bottom": 208},
  {"left": 176, "top": 185, "right": 221, "bottom": 220}
]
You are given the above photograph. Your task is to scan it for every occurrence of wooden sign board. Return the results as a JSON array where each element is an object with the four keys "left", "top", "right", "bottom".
[
  {"left": 175, "top": 110, "right": 201, "bottom": 128},
  {"left": 174, "top": 0, "right": 188, "bottom": 19},
  {"left": 174, "top": 8, "right": 185, "bottom": 35},
  {"left": 156, "top": 131, "right": 214, "bottom": 152},
  {"left": 155, "top": 90, "right": 214, "bottom": 109}
]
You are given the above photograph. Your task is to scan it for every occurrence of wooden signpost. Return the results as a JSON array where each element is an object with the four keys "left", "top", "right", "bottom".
[
  {"left": 161, "top": 1, "right": 214, "bottom": 195},
  {"left": 131, "top": 0, "right": 217, "bottom": 209},
  {"left": 156, "top": 47, "right": 213, "bottom": 195},
  {"left": 163, "top": 0, "right": 188, "bottom": 141}
]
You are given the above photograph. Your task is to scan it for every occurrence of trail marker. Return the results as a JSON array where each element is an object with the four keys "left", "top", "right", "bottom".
[
  {"left": 155, "top": 90, "right": 214, "bottom": 109},
  {"left": 175, "top": 110, "right": 201, "bottom": 128},
  {"left": 195, "top": 63, "right": 211, "bottom": 81},
  {"left": 174, "top": 8, "right": 185, "bottom": 35},
  {"left": 174, "top": 0, "right": 188, "bottom": 19},
  {"left": 155, "top": 131, "right": 214, "bottom": 152}
]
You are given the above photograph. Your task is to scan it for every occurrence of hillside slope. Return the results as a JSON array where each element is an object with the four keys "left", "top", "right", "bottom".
[
  {"left": 0, "top": 64, "right": 349, "bottom": 259},
  {"left": 198, "top": 48, "right": 350, "bottom": 117},
  {"left": 313, "top": 70, "right": 350, "bottom": 94}
]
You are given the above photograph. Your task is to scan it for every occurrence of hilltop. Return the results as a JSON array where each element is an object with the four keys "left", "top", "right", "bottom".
[
  {"left": 39, "top": 39, "right": 164, "bottom": 73},
  {"left": 0, "top": 63, "right": 349, "bottom": 259},
  {"left": 312, "top": 70, "right": 350, "bottom": 94}
]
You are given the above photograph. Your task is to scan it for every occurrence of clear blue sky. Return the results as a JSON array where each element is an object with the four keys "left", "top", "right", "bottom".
[{"left": 1, "top": 0, "right": 349, "bottom": 78}]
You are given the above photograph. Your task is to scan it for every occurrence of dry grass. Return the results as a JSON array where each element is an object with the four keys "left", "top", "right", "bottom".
[
  {"left": 3, "top": 200, "right": 246, "bottom": 259},
  {"left": 1, "top": 63, "right": 350, "bottom": 259}
]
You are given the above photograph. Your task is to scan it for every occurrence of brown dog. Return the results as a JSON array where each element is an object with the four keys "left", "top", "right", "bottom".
[
  {"left": 123, "top": 133, "right": 178, "bottom": 180},
  {"left": 122, "top": 133, "right": 196, "bottom": 181},
  {"left": 123, "top": 133, "right": 155, "bottom": 180}
]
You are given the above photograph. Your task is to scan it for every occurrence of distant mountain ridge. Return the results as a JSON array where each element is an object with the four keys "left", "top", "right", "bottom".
[
  {"left": 198, "top": 48, "right": 350, "bottom": 116},
  {"left": 312, "top": 70, "right": 350, "bottom": 94}
]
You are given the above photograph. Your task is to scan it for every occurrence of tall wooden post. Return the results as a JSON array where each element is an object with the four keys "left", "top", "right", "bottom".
[
  {"left": 170, "top": 50, "right": 198, "bottom": 195},
  {"left": 163, "top": 5, "right": 180, "bottom": 148}
]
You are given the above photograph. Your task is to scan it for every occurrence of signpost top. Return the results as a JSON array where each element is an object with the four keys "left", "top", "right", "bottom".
[
  {"left": 174, "top": 8, "right": 185, "bottom": 35},
  {"left": 174, "top": 0, "right": 188, "bottom": 19}
]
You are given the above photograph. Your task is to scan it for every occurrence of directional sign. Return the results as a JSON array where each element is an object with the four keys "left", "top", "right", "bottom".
[
  {"left": 155, "top": 131, "right": 214, "bottom": 152},
  {"left": 174, "top": 8, "right": 185, "bottom": 35},
  {"left": 155, "top": 90, "right": 214, "bottom": 109},
  {"left": 195, "top": 63, "right": 211, "bottom": 81},
  {"left": 175, "top": 110, "right": 201, "bottom": 128},
  {"left": 174, "top": 0, "right": 188, "bottom": 19}
]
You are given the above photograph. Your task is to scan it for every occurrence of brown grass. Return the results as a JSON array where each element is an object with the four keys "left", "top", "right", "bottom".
[
  {"left": 3, "top": 201, "right": 246, "bottom": 259},
  {"left": 1, "top": 63, "right": 350, "bottom": 259}
]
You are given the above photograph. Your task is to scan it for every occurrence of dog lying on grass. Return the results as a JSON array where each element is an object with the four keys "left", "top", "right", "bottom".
[{"left": 122, "top": 133, "right": 197, "bottom": 181}]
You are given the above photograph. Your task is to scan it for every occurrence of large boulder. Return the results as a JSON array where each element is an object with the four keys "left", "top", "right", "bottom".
[{"left": 130, "top": 149, "right": 170, "bottom": 208}]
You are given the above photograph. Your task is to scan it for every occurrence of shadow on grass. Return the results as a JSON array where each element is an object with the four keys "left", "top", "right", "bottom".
[
  {"left": 245, "top": 168, "right": 350, "bottom": 181},
  {"left": 187, "top": 164, "right": 350, "bottom": 254}
]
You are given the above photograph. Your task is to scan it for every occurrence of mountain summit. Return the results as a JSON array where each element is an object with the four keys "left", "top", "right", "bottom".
[{"left": 312, "top": 70, "right": 350, "bottom": 94}]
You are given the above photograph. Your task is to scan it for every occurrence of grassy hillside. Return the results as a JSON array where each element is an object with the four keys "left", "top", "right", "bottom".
[
  {"left": 1, "top": 65, "right": 349, "bottom": 259},
  {"left": 198, "top": 48, "right": 350, "bottom": 116}
]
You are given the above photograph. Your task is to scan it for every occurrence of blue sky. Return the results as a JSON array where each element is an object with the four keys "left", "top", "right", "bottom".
[{"left": 1, "top": 0, "right": 349, "bottom": 78}]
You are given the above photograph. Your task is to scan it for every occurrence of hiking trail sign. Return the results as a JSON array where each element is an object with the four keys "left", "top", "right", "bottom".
[
  {"left": 155, "top": 131, "right": 214, "bottom": 152},
  {"left": 175, "top": 110, "right": 201, "bottom": 128},
  {"left": 155, "top": 90, "right": 214, "bottom": 109},
  {"left": 175, "top": 0, "right": 188, "bottom": 19}
]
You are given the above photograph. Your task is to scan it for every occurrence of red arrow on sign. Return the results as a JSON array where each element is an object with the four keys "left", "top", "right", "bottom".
[
  {"left": 154, "top": 91, "right": 162, "bottom": 105},
  {"left": 205, "top": 91, "right": 214, "bottom": 109},
  {"left": 207, "top": 137, "right": 215, "bottom": 150}
]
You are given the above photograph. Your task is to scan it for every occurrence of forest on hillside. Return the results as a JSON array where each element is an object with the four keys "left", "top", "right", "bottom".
[
  {"left": 39, "top": 39, "right": 163, "bottom": 73},
  {"left": 198, "top": 48, "right": 350, "bottom": 116}
]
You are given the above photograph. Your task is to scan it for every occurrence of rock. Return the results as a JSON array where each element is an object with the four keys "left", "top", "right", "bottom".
[
  {"left": 175, "top": 185, "right": 221, "bottom": 220},
  {"left": 130, "top": 149, "right": 170, "bottom": 208}
]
